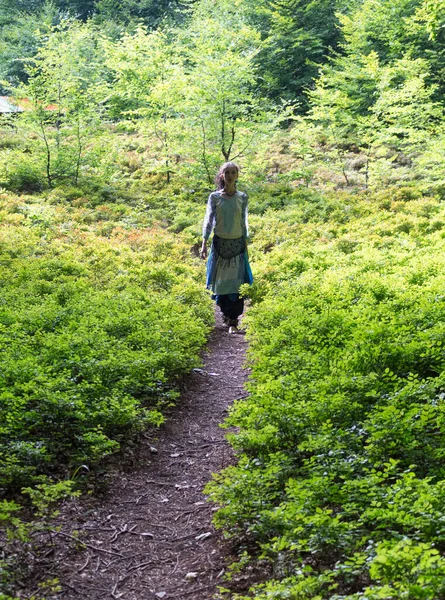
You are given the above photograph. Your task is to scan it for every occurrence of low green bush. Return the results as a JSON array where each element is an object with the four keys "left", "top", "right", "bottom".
[
  {"left": 208, "top": 187, "right": 445, "bottom": 598},
  {"left": 1, "top": 160, "right": 46, "bottom": 193},
  {"left": 0, "top": 191, "right": 213, "bottom": 497}
]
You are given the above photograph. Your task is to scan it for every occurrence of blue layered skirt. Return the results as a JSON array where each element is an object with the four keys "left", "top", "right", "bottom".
[{"left": 206, "top": 234, "right": 253, "bottom": 296}]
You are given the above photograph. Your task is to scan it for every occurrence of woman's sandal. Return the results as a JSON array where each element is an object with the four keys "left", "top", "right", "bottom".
[{"left": 227, "top": 319, "right": 239, "bottom": 334}]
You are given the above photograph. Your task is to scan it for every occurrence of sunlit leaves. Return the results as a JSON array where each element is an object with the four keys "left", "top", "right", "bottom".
[{"left": 208, "top": 189, "right": 445, "bottom": 599}]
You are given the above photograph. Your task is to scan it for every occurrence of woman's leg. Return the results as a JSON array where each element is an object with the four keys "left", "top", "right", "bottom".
[{"left": 216, "top": 294, "right": 244, "bottom": 324}]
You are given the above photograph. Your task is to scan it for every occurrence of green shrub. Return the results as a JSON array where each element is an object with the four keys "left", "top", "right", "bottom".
[
  {"left": 0, "top": 133, "right": 22, "bottom": 151},
  {"left": 0, "top": 191, "right": 213, "bottom": 496},
  {"left": 3, "top": 161, "right": 46, "bottom": 193},
  {"left": 208, "top": 187, "right": 445, "bottom": 598}
]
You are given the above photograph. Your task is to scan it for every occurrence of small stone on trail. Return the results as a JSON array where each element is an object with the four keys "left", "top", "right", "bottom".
[
  {"left": 195, "top": 532, "right": 212, "bottom": 541},
  {"left": 170, "top": 453, "right": 180, "bottom": 458},
  {"left": 150, "top": 446, "right": 158, "bottom": 453},
  {"left": 155, "top": 592, "right": 167, "bottom": 599},
  {"left": 185, "top": 572, "right": 199, "bottom": 580},
  {"left": 175, "top": 483, "right": 190, "bottom": 490}
]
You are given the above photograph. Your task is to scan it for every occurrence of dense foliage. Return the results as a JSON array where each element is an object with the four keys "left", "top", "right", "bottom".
[
  {"left": 1, "top": 0, "right": 445, "bottom": 189},
  {"left": 0, "top": 187, "right": 212, "bottom": 498},
  {"left": 208, "top": 186, "right": 445, "bottom": 598},
  {"left": 240, "top": 0, "right": 356, "bottom": 107}
]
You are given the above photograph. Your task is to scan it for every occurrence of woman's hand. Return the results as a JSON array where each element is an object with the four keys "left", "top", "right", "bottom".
[{"left": 200, "top": 241, "right": 208, "bottom": 259}]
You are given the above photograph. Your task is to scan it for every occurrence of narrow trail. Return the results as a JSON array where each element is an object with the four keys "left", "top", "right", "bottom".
[{"left": 48, "top": 312, "right": 248, "bottom": 600}]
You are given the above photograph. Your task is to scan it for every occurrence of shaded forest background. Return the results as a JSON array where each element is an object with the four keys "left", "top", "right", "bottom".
[{"left": 2, "top": 0, "right": 445, "bottom": 191}]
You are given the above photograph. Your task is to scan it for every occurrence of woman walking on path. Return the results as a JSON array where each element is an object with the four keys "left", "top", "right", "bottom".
[{"left": 200, "top": 162, "right": 253, "bottom": 333}]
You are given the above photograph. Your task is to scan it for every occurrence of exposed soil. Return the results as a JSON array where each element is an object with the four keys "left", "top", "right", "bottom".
[{"left": 17, "top": 311, "right": 249, "bottom": 600}]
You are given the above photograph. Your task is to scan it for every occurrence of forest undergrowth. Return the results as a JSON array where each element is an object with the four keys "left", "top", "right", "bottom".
[
  {"left": 0, "top": 182, "right": 215, "bottom": 599},
  {"left": 3, "top": 170, "right": 445, "bottom": 599},
  {"left": 209, "top": 185, "right": 445, "bottom": 599}
]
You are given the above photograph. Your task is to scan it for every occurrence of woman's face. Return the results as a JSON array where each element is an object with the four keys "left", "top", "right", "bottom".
[{"left": 223, "top": 167, "right": 238, "bottom": 186}]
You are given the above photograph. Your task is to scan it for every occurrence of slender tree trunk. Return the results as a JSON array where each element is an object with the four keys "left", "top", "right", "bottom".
[
  {"left": 329, "top": 125, "right": 349, "bottom": 186},
  {"left": 163, "top": 107, "right": 171, "bottom": 184},
  {"left": 226, "top": 124, "right": 236, "bottom": 161},
  {"left": 221, "top": 100, "right": 230, "bottom": 161},
  {"left": 74, "top": 114, "right": 83, "bottom": 186},
  {"left": 341, "top": 159, "right": 350, "bottom": 186},
  {"left": 56, "top": 79, "right": 62, "bottom": 150},
  {"left": 40, "top": 121, "right": 52, "bottom": 188},
  {"left": 200, "top": 119, "right": 212, "bottom": 185},
  {"left": 364, "top": 142, "right": 371, "bottom": 190}
]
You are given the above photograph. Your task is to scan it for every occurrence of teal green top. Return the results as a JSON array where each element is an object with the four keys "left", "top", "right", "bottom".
[{"left": 202, "top": 190, "right": 248, "bottom": 240}]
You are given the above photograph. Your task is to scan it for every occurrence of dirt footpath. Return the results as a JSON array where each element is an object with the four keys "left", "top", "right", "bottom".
[{"left": 32, "top": 312, "right": 249, "bottom": 600}]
